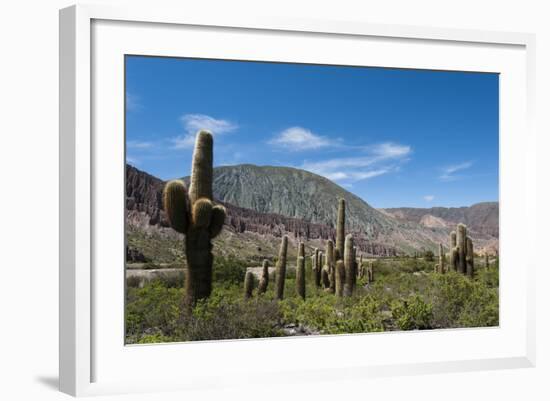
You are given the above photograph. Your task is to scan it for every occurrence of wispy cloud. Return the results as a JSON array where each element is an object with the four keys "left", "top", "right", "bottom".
[
  {"left": 301, "top": 142, "right": 411, "bottom": 184},
  {"left": 268, "top": 126, "right": 333, "bottom": 151},
  {"left": 172, "top": 114, "right": 238, "bottom": 149},
  {"left": 126, "top": 156, "right": 139, "bottom": 165},
  {"left": 424, "top": 195, "right": 435, "bottom": 202},
  {"left": 127, "top": 140, "right": 153, "bottom": 149},
  {"left": 126, "top": 92, "right": 142, "bottom": 112},
  {"left": 439, "top": 161, "right": 473, "bottom": 181}
]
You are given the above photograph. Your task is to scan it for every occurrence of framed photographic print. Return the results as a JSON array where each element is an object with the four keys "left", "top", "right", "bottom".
[{"left": 59, "top": 4, "right": 536, "bottom": 397}]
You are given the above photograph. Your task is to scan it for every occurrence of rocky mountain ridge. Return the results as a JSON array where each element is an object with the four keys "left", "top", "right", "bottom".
[{"left": 126, "top": 163, "right": 499, "bottom": 254}]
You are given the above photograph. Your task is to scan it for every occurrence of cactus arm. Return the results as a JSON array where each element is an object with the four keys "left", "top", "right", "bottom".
[
  {"left": 162, "top": 180, "right": 190, "bottom": 234},
  {"left": 209, "top": 204, "right": 226, "bottom": 238},
  {"left": 192, "top": 198, "right": 213, "bottom": 228}
]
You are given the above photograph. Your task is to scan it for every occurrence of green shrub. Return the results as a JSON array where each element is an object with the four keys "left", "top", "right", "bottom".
[
  {"left": 391, "top": 294, "right": 433, "bottom": 330},
  {"left": 279, "top": 293, "right": 385, "bottom": 334},
  {"left": 424, "top": 250, "right": 435, "bottom": 262},
  {"left": 178, "top": 287, "right": 283, "bottom": 341},
  {"left": 212, "top": 256, "right": 248, "bottom": 285},
  {"left": 428, "top": 271, "right": 499, "bottom": 328},
  {"left": 126, "top": 281, "right": 182, "bottom": 342}
]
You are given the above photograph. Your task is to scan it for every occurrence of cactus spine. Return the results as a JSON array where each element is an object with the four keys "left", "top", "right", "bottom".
[
  {"left": 163, "top": 131, "right": 226, "bottom": 306},
  {"left": 258, "top": 259, "right": 269, "bottom": 294},
  {"left": 335, "top": 199, "right": 346, "bottom": 261},
  {"left": 244, "top": 271, "right": 255, "bottom": 299},
  {"left": 296, "top": 242, "right": 306, "bottom": 300},
  {"left": 335, "top": 260, "right": 345, "bottom": 297},
  {"left": 275, "top": 235, "right": 288, "bottom": 300},
  {"left": 344, "top": 234, "right": 354, "bottom": 297}
]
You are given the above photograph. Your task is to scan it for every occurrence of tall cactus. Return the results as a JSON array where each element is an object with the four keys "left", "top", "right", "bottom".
[
  {"left": 335, "top": 198, "right": 346, "bottom": 261},
  {"left": 244, "top": 271, "right": 255, "bottom": 299},
  {"left": 344, "top": 234, "right": 354, "bottom": 297},
  {"left": 296, "top": 242, "right": 306, "bottom": 300},
  {"left": 456, "top": 224, "right": 467, "bottom": 274},
  {"left": 313, "top": 248, "right": 321, "bottom": 288},
  {"left": 258, "top": 259, "right": 269, "bottom": 294},
  {"left": 449, "top": 223, "right": 475, "bottom": 277},
  {"left": 275, "top": 235, "right": 288, "bottom": 300},
  {"left": 438, "top": 243, "right": 445, "bottom": 273},
  {"left": 466, "top": 237, "right": 474, "bottom": 278},
  {"left": 163, "top": 131, "right": 226, "bottom": 306},
  {"left": 368, "top": 261, "right": 374, "bottom": 283},
  {"left": 485, "top": 253, "right": 490, "bottom": 268},
  {"left": 335, "top": 260, "right": 345, "bottom": 297},
  {"left": 326, "top": 240, "right": 335, "bottom": 293}
]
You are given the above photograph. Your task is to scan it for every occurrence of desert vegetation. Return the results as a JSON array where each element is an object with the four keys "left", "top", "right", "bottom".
[{"left": 125, "top": 130, "right": 499, "bottom": 344}]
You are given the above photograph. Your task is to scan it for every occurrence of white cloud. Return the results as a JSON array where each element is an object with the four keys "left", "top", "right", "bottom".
[
  {"left": 301, "top": 142, "right": 411, "bottom": 184},
  {"left": 171, "top": 135, "right": 197, "bottom": 150},
  {"left": 440, "top": 161, "right": 473, "bottom": 181},
  {"left": 172, "top": 114, "right": 238, "bottom": 149},
  {"left": 269, "top": 126, "right": 332, "bottom": 151},
  {"left": 127, "top": 140, "right": 153, "bottom": 149},
  {"left": 126, "top": 156, "right": 139, "bottom": 165},
  {"left": 424, "top": 195, "right": 435, "bottom": 202}
]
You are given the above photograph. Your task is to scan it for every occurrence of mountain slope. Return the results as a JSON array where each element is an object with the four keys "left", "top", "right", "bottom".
[
  {"left": 382, "top": 202, "right": 499, "bottom": 237},
  {"left": 183, "top": 164, "right": 393, "bottom": 239},
  {"left": 126, "top": 163, "right": 498, "bottom": 254}
]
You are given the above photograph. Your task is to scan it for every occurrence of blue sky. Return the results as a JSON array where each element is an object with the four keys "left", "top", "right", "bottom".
[{"left": 126, "top": 55, "right": 499, "bottom": 208}]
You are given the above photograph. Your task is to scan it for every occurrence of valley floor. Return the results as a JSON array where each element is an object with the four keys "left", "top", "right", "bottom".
[{"left": 125, "top": 256, "right": 499, "bottom": 344}]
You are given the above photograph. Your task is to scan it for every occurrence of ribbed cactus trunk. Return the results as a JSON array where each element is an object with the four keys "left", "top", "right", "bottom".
[
  {"left": 335, "top": 199, "right": 346, "bottom": 261},
  {"left": 466, "top": 237, "right": 474, "bottom": 278},
  {"left": 485, "top": 253, "right": 489, "bottom": 268},
  {"left": 313, "top": 248, "right": 321, "bottom": 288},
  {"left": 326, "top": 240, "right": 335, "bottom": 293},
  {"left": 335, "top": 260, "right": 345, "bottom": 297},
  {"left": 368, "top": 261, "right": 374, "bottom": 283},
  {"left": 456, "top": 224, "right": 467, "bottom": 274},
  {"left": 450, "top": 231, "right": 457, "bottom": 249},
  {"left": 438, "top": 243, "right": 445, "bottom": 273},
  {"left": 244, "top": 271, "right": 255, "bottom": 299},
  {"left": 163, "top": 131, "right": 226, "bottom": 306},
  {"left": 275, "top": 235, "right": 288, "bottom": 300},
  {"left": 450, "top": 247, "right": 459, "bottom": 272},
  {"left": 296, "top": 242, "right": 306, "bottom": 300},
  {"left": 258, "top": 259, "right": 269, "bottom": 294},
  {"left": 344, "top": 234, "right": 354, "bottom": 297}
]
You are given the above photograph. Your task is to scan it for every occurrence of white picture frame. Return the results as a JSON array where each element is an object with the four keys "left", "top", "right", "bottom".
[{"left": 59, "top": 4, "right": 536, "bottom": 397}]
